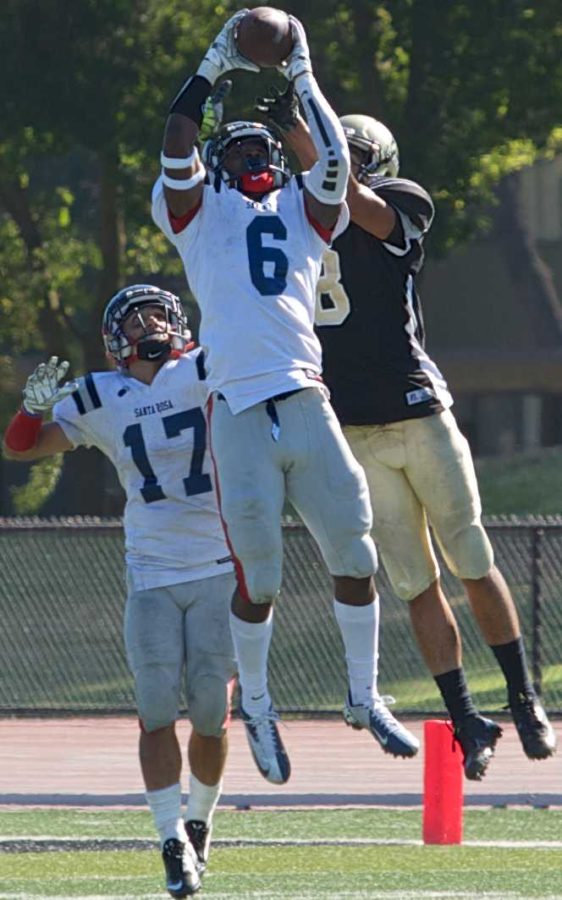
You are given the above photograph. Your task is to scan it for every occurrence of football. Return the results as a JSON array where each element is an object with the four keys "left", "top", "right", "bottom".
[{"left": 235, "top": 7, "right": 294, "bottom": 68}]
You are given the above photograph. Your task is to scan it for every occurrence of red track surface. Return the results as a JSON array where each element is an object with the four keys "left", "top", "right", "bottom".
[{"left": 0, "top": 717, "right": 559, "bottom": 808}]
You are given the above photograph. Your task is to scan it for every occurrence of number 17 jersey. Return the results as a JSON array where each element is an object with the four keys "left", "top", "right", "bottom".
[
  {"left": 53, "top": 350, "right": 232, "bottom": 591},
  {"left": 151, "top": 175, "right": 349, "bottom": 414}
]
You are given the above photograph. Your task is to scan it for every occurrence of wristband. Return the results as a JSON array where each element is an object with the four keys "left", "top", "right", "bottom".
[
  {"left": 161, "top": 168, "right": 206, "bottom": 192},
  {"left": 160, "top": 147, "right": 199, "bottom": 170},
  {"left": 4, "top": 408, "right": 43, "bottom": 452}
]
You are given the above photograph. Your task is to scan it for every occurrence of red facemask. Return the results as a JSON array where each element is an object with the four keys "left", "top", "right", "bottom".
[{"left": 239, "top": 171, "right": 275, "bottom": 193}]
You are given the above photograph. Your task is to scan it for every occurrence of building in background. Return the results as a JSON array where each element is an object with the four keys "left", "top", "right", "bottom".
[{"left": 423, "top": 155, "right": 562, "bottom": 456}]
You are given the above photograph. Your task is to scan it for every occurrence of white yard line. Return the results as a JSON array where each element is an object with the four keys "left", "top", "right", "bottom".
[
  {"left": 1, "top": 892, "right": 561, "bottom": 900},
  {"left": 1, "top": 835, "right": 562, "bottom": 849}
]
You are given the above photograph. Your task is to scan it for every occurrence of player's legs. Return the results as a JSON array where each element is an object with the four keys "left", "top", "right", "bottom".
[
  {"left": 124, "top": 584, "right": 185, "bottom": 792},
  {"left": 209, "top": 395, "right": 286, "bottom": 604},
  {"left": 345, "top": 418, "right": 500, "bottom": 777},
  {"left": 286, "top": 391, "right": 418, "bottom": 757},
  {"left": 402, "top": 411, "right": 555, "bottom": 762},
  {"left": 124, "top": 583, "right": 200, "bottom": 894},
  {"left": 344, "top": 421, "right": 460, "bottom": 675},
  {"left": 344, "top": 421, "right": 440, "bottom": 600},
  {"left": 208, "top": 395, "right": 290, "bottom": 783},
  {"left": 408, "top": 410, "right": 558, "bottom": 759},
  {"left": 183, "top": 572, "right": 237, "bottom": 872}
]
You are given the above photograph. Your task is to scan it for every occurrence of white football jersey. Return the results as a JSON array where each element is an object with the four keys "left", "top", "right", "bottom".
[
  {"left": 152, "top": 175, "right": 349, "bottom": 413},
  {"left": 53, "top": 350, "right": 232, "bottom": 591}
]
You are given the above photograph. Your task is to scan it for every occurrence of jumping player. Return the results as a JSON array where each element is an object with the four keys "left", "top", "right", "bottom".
[
  {"left": 151, "top": 11, "right": 420, "bottom": 784},
  {"left": 257, "top": 84, "right": 557, "bottom": 779}
]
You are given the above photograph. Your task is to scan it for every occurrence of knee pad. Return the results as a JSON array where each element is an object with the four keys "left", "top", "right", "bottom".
[
  {"left": 188, "top": 674, "right": 230, "bottom": 737},
  {"left": 134, "top": 664, "right": 179, "bottom": 733},
  {"left": 328, "top": 533, "right": 379, "bottom": 579},
  {"left": 239, "top": 555, "right": 282, "bottom": 604},
  {"left": 438, "top": 521, "right": 494, "bottom": 580}
]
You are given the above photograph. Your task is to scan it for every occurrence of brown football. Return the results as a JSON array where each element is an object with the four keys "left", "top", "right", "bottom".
[{"left": 235, "top": 7, "right": 294, "bottom": 68}]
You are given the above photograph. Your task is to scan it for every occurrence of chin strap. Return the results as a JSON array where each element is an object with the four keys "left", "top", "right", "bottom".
[{"left": 239, "top": 171, "right": 275, "bottom": 194}]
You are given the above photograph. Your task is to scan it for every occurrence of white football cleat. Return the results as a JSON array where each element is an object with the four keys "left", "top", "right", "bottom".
[{"left": 344, "top": 693, "right": 420, "bottom": 758}]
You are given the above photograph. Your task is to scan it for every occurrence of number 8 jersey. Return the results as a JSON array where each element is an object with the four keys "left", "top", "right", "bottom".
[
  {"left": 52, "top": 350, "right": 232, "bottom": 591},
  {"left": 151, "top": 175, "right": 349, "bottom": 414}
]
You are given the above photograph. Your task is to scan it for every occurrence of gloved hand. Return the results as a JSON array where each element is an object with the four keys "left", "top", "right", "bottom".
[
  {"left": 22, "top": 357, "right": 78, "bottom": 415},
  {"left": 198, "top": 11, "right": 260, "bottom": 85},
  {"left": 199, "top": 79, "right": 232, "bottom": 141},
  {"left": 277, "top": 16, "right": 312, "bottom": 82},
  {"left": 255, "top": 83, "right": 299, "bottom": 132}
]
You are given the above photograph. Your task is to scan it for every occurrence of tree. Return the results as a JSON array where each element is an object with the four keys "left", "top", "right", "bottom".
[{"left": 1, "top": 0, "right": 561, "bottom": 513}]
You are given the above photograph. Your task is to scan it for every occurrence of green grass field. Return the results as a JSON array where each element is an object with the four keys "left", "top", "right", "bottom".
[
  {"left": 476, "top": 446, "right": 562, "bottom": 516},
  {"left": 1, "top": 808, "right": 561, "bottom": 899}
]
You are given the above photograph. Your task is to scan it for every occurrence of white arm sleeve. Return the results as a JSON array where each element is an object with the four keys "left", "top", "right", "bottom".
[{"left": 294, "top": 73, "right": 350, "bottom": 205}]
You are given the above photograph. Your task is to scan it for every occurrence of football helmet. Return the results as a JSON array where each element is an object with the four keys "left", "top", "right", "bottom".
[
  {"left": 339, "top": 114, "right": 399, "bottom": 182},
  {"left": 102, "top": 284, "right": 191, "bottom": 366},
  {"left": 206, "top": 121, "right": 291, "bottom": 192}
]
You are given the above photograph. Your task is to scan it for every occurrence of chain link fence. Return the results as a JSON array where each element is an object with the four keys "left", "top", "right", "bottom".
[{"left": 0, "top": 516, "right": 560, "bottom": 715}]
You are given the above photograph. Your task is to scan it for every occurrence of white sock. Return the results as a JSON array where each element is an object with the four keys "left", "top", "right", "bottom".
[
  {"left": 185, "top": 773, "right": 222, "bottom": 825},
  {"left": 146, "top": 782, "right": 186, "bottom": 847},
  {"left": 229, "top": 608, "right": 273, "bottom": 716},
  {"left": 333, "top": 596, "right": 380, "bottom": 707}
]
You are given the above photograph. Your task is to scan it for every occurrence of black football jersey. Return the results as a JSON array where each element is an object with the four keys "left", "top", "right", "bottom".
[{"left": 315, "top": 176, "right": 452, "bottom": 426}]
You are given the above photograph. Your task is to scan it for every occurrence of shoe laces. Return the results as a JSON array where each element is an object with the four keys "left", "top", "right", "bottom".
[
  {"left": 371, "top": 696, "right": 405, "bottom": 733},
  {"left": 505, "top": 691, "right": 538, "bottom": 714}
]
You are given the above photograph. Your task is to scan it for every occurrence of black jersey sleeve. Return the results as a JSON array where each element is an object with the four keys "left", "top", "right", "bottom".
[{"left": 367, "top": 176, "right": 434, "bottom": 233}]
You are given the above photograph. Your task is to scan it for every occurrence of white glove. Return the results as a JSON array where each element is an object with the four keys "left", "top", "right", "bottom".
[
  {"left": 278, "top": 16, "right": 312, "bottom": 82},
  {"left": 197, "top": 10, "right": 260, "bottom": 85},
  {"left": 22, "top": 356, "right": 78, "bottom": 415}
]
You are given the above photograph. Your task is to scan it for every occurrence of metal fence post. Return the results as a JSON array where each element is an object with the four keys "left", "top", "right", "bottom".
[{"left": 530, "top": 526, "right": 544, "bottom": 697}]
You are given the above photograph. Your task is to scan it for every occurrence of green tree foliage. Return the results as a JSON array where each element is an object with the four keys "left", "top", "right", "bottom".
[{"left": 0, "top": 0, "right": 561, "bottom": 511}]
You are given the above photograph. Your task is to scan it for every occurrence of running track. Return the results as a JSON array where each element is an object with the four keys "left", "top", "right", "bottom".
[{"left": 0, "top": 717, "right": 559, "bottom": 808}]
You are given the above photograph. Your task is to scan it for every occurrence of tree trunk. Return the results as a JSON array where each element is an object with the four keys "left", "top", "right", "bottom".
[
  {"left": 84, "top": 147, "right": 123, "bottom": 373},
  {"left": 0, "top": 174, "right": 71, "bottom": 353}
]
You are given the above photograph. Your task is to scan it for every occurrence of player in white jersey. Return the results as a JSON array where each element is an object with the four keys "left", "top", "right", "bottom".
[
  {"left": 258, "top": 85, "right": 557, "bottom": 777},
  {"left": 3, "top": 285, "right": 238, "bottom": 898},
  {"left": 152, "top": 11, "right": 420, "bottom": 782}
]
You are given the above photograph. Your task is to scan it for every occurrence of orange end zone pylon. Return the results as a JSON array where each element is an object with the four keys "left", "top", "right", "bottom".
[{"left": 423, "top": 719, "right": 463, "bottom": 844}]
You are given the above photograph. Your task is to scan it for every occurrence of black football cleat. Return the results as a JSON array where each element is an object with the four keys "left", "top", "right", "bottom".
[
  {"left": 509, "top": 692, "right": 557, "bottom": 760},
  {"left": 161, "top": 837, "right": 200, "bottom": 897},
  {"left": 185, "top": 819, "right": 211, "bottom": 875},
  {"left": 454, "top": 714, "right": 503, "bottom": 780}
]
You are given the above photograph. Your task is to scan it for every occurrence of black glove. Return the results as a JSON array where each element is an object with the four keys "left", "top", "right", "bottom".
[{"left": 255, "top": 83, "right": 299, "bottom": 133}]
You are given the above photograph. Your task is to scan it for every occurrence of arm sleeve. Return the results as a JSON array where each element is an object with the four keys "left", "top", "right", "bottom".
[{"left": 294, "top": 73, "right": 350, "bottom": 205}]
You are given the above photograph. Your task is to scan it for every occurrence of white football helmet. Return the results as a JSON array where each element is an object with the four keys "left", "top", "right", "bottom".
[
  {"left": 340, "top": 114, "right": 399, "bottom": 182},
  {"left": 207, "top": 120, "right": 291, "bottom": 191},
  {"left": 102, "top": 284, "right": 191, "bottom": 366}
]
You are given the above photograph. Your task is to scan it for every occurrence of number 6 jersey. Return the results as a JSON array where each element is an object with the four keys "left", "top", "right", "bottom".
[
  {"left": 151, "top": 175, "right": 349, "bottom": 414},
  {"left": 53, "top": 349, "right": 232, "bottom": 591}
]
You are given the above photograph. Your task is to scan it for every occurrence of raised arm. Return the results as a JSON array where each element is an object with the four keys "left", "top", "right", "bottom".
[
  {"left": 258, "top": 85, "right": 395, "bottom": 240},
  {"left": 276, "top": 17, "right": 349, "bottom": 231},
  {"left": 3, "top": 356, "right": 76, "bottom": 461},
  {"left": 161, "top": 11, "right": 259, "bottom": 218}
]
